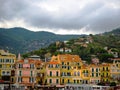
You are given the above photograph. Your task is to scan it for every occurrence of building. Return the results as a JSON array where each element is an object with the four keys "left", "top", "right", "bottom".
[
  {"left": 89, "top": 64, "right": 101, "bottom": 84},
  {"left": 100, "top": 63, "right": 111, "bottom": 83},
  {"left": 50, "top": 54, "right": 83, "bottom": 85},
  {"left": 110, "top": 58, "right": 120, "bottom": 84},
  {"left": 0, "top": 50, "right": 16, "bottom": 89},
  {"left": 15, "top": 59, "right": 36, "bottom": 89},
  {"left": 46, "top": 61, "right": 60, "bottom": 85}
]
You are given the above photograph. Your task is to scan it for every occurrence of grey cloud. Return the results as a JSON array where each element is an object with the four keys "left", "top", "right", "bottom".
[{"left": 0, "top": 0, "right": 120, "bottom": 34}]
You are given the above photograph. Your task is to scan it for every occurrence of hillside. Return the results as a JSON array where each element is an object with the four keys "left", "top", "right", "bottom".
[
  {"left": 24, "top": 28, "right": 120, "bottom": 63},
  {"left": 0, "top": 27, "right": 83, "bottom": 54}
]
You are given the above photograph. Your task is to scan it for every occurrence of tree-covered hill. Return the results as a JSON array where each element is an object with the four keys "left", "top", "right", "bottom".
[
  {"left": 24, "top": 28, "right": 120, "bottom": 63},
  {"left": 0, "top": 27, "right": 83, "bottom": 54}
]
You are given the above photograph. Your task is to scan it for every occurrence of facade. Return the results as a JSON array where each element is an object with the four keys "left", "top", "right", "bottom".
[
  {"left": 1, "top": 51, "right": 120, "bottom": 89},
  {"left": 50, "top": 54, "right": 83, "bottom": 85},
  {"left": 15, "top": 59, "right": 36, "bottom": 89},
  {"left": 35, "top": 60, "right": 45, "bottom": 85},
  {"left": 46, "top": 61, "right": 60, "bottom": 85},
  {"left": 0, "top": 50, "right": 16, "bottom": 84},
  {"left": 81, "top": 65, "right": 90, "bottom": 84},
  {"left": 100, "top": 63, "right": 111, "bottom": 83},
  {"left": 110, "top": 58, "right": 120, "bottom": 84},
  {"left": 89, "top": 64, "right": 101, "bottom": 84}
]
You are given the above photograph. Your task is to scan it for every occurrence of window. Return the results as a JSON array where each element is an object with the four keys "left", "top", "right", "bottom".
[
  {"left": 18, "top": 77, "right": 22, "bottom": 82},
  {"left": 62, "top": 62, "right": 64, "bottom": 65},
  {"left": 19, "top": 64, "right": 23, "bottom": 68},
  {"left": 62, "top": 72, "right": 66, "bottom": 76},
  {"left": 62, "top": 79, "right": 64, "bottom": 83},
  {"left": 74, "top": 80, "right": 76, "bottom": 83},
  {"left": 55, "top": 64, "right": 59, "bottom": 68},
  {"left": 96, "top": 68, "right": 98, "bottom": 72},
  {"left": 116, "top": 64, "right": 118, "bottom": 67},
  {"left": 29, "top": 77, "right": 34, "bottom": 82},
  {"left": 68, "top": 66, "right": 71, "bottom": 70},
  {"left": 92, "top": 73, "right": 94, "bottom": 77},
  {"left": 0, "top": 64, "right": 2, "bottom": 68},
  {"left": 67, "top": 72, "right": 71, "bottom": 76},
  {"left": 78, "top": 72, "right": 80, "bottom": 76},
  {"left": 67, "top": 62, "right": 69, "bottom": 65},
  {"left": 7, "top": 71, "right": 10, "bottom": 75},
  {"left": 103, "top": 67, "right": 105, "bottom": 71},
  {"left": 19, "top": 71, "right": 22, "bottom": 76},
  {"left": 77, "top": 80, "right": 79, "bottom": 83},
  {"left": 92, "top": 68, "right": 94, "bottom": 72},
  {"left": 68, "top": 79, "right": 70, "bottom": 83},
  {"left": 31, "top": 77, "right": 33, "bottom": 82},
  {"left": 31, "top": 71, "right": 33, "bottom": 76},
  {"left": 50, "top": 64, "right": 53, "bottom": 68},
  {"left": 30, "top": 64, "right": 34, "bottom": 69},
  {"left": 56, "top": 71, "right": 59, "bottom": 76},
  {"left": 106, "top": 67, "right": 109, "bottom": 71},
  {"left": 74, "top": 72, "right": 76, "bottom": 76},
  {"left": 78, "top": 66, "right": 81, "bottom": 69},
  {"left": 56, "top": 79, "right": 59, "bottom": 84},
  {"left": 11, "top": 78, "right": 14, "bottom": 82},
  {"left": 12, "top": 59, "right": 14, "bottom": 63},
  {"left": 96, "top": 73, "right": 98, "bottom": 77},
  {"left": 1, "top": 59, "right": 2, "bottom": 62},
  {"left": 6, "top": 59, "right": 9, "bottom": 63},
  {"left": 106, "top": 73, "right": 108, "bottom": 76},
  {"left": 49, "top": 79, "right": 52, "bottom": 83},
  {"left": 50, "top": 71, "right": 52, "bottom": 76},
  {"left": 2, "top": 71, "right": 5, "bottom": 75}
]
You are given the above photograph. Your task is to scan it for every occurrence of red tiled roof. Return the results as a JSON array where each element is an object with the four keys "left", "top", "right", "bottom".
[{"left": 48, "top": 61, "right": 59, "bottom": 64}]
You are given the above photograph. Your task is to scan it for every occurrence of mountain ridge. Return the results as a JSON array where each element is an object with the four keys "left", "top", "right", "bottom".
[{"left": 0, "top": 27, "right": 84, "bottom": 54}]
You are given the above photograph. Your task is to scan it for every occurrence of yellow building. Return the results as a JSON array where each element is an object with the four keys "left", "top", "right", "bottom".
[
  {"left": 81, "top": 64, "right": 90, "bottom": 84},
  {"left": 0, "top": 50, "right": 16, "bottom": 84},
  {"left": 89, "top": 64, "right": 101, "bottom": 84},
  {"left": 51, "top": 54, "right": 83, "bottom": 84},
  {"left": 100, "top": 63, "right": 111, "bottom": 83}
]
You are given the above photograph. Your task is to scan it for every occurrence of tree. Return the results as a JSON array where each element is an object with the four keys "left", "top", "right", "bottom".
[{"left": 97, "top": 53, "right": 114, "bottom": 63}]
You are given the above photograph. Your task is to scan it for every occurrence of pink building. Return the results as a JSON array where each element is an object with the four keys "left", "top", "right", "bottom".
[
  {"left": 46, "top": 61, "right": 60, "bottom": 85},
  {"left": 15, "top": 59, "right": 36, "bottom": 89}
]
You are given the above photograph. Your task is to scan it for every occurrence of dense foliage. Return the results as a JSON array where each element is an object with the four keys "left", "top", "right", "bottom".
[{"left": 23, "top": 28, "right": 120, "bottom": 63}]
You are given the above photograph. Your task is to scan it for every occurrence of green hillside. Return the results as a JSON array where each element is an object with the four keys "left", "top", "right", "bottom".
[
  {"left": 0, "top": 27, "right": 83, "bottom": 54},
  {"left": 24, "top": 28, "right": 120, "bottom": 63}
]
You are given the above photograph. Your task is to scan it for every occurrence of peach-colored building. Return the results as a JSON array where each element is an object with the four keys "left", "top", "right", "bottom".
[
  {"left": 15, "top": 59, "right": 36, "bottom": 89},
  {"left": 46, "top": 61, "right": 60, "bottom": 85}
]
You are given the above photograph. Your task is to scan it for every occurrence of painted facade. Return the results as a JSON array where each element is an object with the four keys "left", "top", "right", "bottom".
[
  {"left": 0, "top": 51, "right": 120, "bottom": 89},
  {"left": 0, "top": 50, "right": 16, "bottom": 84},
  {"left": 15, "top": 59, "right": 36, "bottom": 88}
]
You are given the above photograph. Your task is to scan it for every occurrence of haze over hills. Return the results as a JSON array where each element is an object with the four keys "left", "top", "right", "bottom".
[{"left": 0, "top": 27, "right": 84, "bottom": 54}]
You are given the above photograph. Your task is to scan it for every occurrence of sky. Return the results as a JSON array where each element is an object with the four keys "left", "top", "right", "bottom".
[{"left": 0, "top": 0, "right": 120, "bottom": 35}]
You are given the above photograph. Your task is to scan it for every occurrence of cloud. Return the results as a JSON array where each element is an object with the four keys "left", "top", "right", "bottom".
[{"left": 0, "top": 0, "right": 120, "bottom": 34}]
